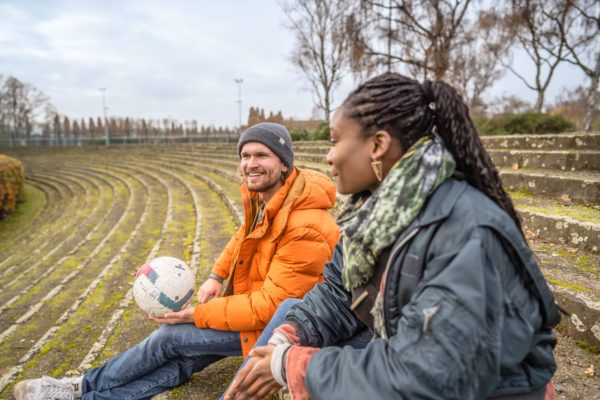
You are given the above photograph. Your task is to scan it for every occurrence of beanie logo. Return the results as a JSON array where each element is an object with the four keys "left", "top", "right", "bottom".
[{"left": 279, "top": 137, "right": 285, "bottom": 145}]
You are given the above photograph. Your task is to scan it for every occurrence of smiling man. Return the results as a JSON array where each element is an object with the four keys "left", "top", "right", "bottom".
[{"left": 14, "top": 122, "right": 340, "bottom": 400}]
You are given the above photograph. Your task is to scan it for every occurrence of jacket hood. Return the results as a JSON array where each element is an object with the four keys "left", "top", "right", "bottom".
[
  {"left": 285, "top": 167, "right": 336, "bottom": 211},
  {"left": 240, "top": 167, "right": 336, "bottom": 230}
]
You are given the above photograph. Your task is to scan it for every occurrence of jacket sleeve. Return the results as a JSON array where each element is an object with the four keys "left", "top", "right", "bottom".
[
  {"left": 305, "top": 229, "right": 545, "bottom": 400},
  {"left": 210, "top": 229, "right": 241, "bottom": 280},
  {"left": 286, "top": 240, "right": 367, "bottom": 347},
  {"left": 195, "top": 226, "right": 336, "bottom": 331}
]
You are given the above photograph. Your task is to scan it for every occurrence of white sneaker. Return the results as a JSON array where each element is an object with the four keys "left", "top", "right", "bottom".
[{"left": 14, "top": 375, "right": 83, "bottom": 400}]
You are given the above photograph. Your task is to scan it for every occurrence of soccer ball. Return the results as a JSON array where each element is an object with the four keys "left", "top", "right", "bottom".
[{"left": 133, "top": 256, "right": 196, "bottom": 317}]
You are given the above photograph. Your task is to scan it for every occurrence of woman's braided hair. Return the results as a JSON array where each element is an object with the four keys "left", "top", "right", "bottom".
[{"left": 342, "top": 71, "right": 523, "bottom": 234}]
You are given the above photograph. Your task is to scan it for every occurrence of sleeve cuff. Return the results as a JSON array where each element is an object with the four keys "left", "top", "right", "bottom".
[
  {"left": 270, "top": 343, "right": 292, "bottom": 387},
  {"left": 208, "top": 273, "right": 224, "bottom": 284},
  {"left": 285, "top": 346, "right": 320, "bottom": 399},
  {"left": 193, "top": 303, "right": 206, "bottom": 328}
]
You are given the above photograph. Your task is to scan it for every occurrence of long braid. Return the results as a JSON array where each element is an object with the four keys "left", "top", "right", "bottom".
[
  {"left": 343, "top": 72, "right": 523, "bottom": 234},
  {"left": 432, "top": 81, "right": 523, "bottom": 234}
]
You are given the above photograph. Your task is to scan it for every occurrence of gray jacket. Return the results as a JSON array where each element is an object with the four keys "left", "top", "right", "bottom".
[{"left": 286, "top": 179, "right": 560, "bottom": 399}]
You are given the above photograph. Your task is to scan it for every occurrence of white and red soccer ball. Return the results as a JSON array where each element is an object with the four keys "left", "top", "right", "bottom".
[{"left": 133, "top": 256, "right": 195, "bottom": 317}]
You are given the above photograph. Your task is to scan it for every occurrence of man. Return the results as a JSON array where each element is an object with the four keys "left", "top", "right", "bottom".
[{"left": 15, "top": 122, "right": 340, "bottom": 400}]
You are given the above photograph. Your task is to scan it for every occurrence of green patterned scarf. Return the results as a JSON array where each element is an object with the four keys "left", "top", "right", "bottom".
[{"left": 340, "top": 134, "right": 455, "bottom": 293}]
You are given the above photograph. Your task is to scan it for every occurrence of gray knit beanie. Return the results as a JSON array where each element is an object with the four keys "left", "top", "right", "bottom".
[{"left": 237, "top": 122, "right": 294, "bottom": 167}]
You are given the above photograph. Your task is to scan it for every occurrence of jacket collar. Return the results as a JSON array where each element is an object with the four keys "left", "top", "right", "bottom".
[{"left": 413, "top": 178, "right": 467, "bottom": 228}]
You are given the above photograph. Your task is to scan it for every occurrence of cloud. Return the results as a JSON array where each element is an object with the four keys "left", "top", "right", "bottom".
[{"left": 0, "top": 0, "right": 586, "bottom": 125}]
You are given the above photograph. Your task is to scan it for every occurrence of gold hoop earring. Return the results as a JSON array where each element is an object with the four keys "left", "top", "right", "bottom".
[{"left": 371, "top": 160, "right": 383, "bottom": 182}]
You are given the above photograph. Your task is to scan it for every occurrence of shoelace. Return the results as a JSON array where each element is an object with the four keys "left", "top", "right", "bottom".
[{"left": 37, "top": 377, "right": 75, "bottom": 400}]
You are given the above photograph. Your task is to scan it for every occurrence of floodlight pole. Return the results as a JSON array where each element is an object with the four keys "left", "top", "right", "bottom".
[{"left": 100, "top": 87, "right": 110, "bottom": 146}]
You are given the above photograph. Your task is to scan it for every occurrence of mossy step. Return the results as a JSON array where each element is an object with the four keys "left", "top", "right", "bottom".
[
  {"left": 293, "top": 144, "right": 330, "bottom": 155},
  {"left": 292, "top": 133, "right": 600, "bottom": 154},
  {"left": 511, "top": 192, "right": 600, "bottom": 252},
  {"left": 0, "top": 172, "right": 100, "bottom": 281},
  {"left": 182, "top": 146, "right": 600, "bottom": 204},
  {"left": 177, "top": 151, "right": 600, "bottom": 253},
  {"left": 534, "top": 240, "right": 600, "bottom": 349},
  {"left": 501, "top": 169, "right": 600, "bottom": 204},
  {"left": 0, "top": 159, "right": 186, "bottom": 394},
  {"left": 292, "top": 148, "right": 600, "bottom": 173},
  {"left": 488, "top": 149, "right": 600, "bottom": 172},
  {"left": 481, "top": 132, "right": 600, "bottom": 151}
]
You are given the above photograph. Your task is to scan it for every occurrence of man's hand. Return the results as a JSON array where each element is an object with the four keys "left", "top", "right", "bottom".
[
  {"left": 149, "top": 306, "right": 195, "bottom": 324},
  {"left": 197, "top": 277, "right": 222, "bottom": 303},
  {"left": 224, "top": 345, "right": 281, "bottom": 400}
]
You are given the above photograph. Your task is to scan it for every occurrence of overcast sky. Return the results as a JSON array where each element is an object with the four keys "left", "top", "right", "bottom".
[{"left": 0, "top": 0, "right": 587, "bottom": 127}]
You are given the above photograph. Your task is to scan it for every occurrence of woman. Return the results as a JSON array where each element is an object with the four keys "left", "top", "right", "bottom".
[{"left": 225, "top": 72, "right": 560, "bottom": 400}]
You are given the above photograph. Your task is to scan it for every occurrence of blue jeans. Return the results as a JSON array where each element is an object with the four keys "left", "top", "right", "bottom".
[{"left": 82, "top": 324, "right": 242, "bottom": 400}]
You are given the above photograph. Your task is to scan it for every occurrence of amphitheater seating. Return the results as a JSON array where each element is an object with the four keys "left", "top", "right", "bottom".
[{"left": 0, "top": 133, "right": 597, "bottom": 398}]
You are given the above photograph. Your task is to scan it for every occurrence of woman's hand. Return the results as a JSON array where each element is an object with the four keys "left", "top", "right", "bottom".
[
  {"left": 224, "top": 345, "right": 281, "bottom": 400},
  {"left": 149, "top": 306, "right": 195, "bottom": 324},
  {"left": 197, "top": 277, "right": 222, "bottom": 303}
]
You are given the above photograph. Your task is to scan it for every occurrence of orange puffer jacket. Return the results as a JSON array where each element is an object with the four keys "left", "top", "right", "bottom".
[{"left": 193, "top": 167, "right": 340, "bottom": 356}]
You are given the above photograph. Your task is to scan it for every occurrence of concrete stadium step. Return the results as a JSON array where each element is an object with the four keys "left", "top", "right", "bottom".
[
  {"left": 481, "top": 132, "right": 600, "bottom": 151},
  {"left": 295, "top": 151, "right": 329, "bottom": 164},
  {"left": 296, "top": 148, "right": 600, "bottom": 173},
  {"left": 293, "top": 132, "right": 600, "bottom": 153},
  {"left": 295, "top": 133, "right": 600, "bottom": 151},
  {"left": 501, "top": 169, "right": 600, "bottom": 204},
  {"left": 511, "top": 192, "right": 600, "bottom": 253},
  {"left": 293, "top": 143, "right": 329, "bottom": 154},
  {"left": 488, "top": 149, "right": 600, "bottom": 172},
  {"left": 291, "top": 153, "right": 600, "bottom": 204},
  {"left": 187, "top": 151, "right": 600, "bottom": 254},
  {"left": 531, "top": 241, "right": 600, "bottom": 350}
]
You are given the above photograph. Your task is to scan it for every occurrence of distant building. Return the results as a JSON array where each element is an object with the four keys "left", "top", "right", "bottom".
[{"left": 246, "top": 107, "right": 323, "bottom": 131}]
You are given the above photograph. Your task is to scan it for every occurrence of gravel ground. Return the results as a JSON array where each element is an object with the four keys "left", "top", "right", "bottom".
[{"left": 552, "top": 329, "right": 600, "bottom": 400}]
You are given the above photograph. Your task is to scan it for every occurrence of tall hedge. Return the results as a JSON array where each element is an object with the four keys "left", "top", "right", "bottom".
[{"left": 0, "top": 155, "right": 25, "bottom": 220}]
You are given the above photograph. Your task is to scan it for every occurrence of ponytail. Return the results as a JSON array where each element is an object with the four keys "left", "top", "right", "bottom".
[{"left": 431, "top": 81, "right": 523, "bottom": 234}]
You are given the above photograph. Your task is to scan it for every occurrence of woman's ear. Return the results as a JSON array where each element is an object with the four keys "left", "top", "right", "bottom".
[{"left": 370, "top": 130, "right": 393, "bottom": 160}]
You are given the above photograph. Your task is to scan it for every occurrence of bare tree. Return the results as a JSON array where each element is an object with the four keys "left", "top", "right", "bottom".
[
  {"left": 88, "top": 117, "right": 96, "bottom": 144},
  {"left": 498, "top": 0, "right": 570, "bottom": 112},
  {"left": 63, "top": 116, "right": 73, "bottom": 145},
  {"left": 352, "top": 0, "right": 476, "bottom": 80},
  {"left": 488, "top": 94, "right": 532, "bottom": 114},
  {"left": 72, "top": 119, "right": 81, "bottom": 145},
  {"left": 282, "top": 0, "right": 354, "bottom": 121},
  {"left": 449, "top": 9, "right": 514, "bottom": 114},
  {"left": 124, "top": 117, "right": 131, "bottom": 141},
  {"left": 551, "top": 84, "right": 599, "bottom": 129},
  {"left": 0, "top": 76, "right": 50, "bottom": 146},
  {"left": 53, "top": 114, "right": 62, "bottom": 146},
  {"left": 549, "top": 0, "right": 599, "bottom": 130},
  {"left": 42, "top": 103, "right": 58, "bottom": 143}
]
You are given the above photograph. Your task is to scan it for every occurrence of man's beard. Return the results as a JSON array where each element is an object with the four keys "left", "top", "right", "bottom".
[
  {"left": 246, "top": 170, "right": 280, "bottom": 193},
  {"left": 246, "top": 173, "right": 281, "bottom": 193}
]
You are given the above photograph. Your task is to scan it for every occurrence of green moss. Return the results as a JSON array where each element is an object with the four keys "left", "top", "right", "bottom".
[
  {"left": 577, "top": 255, "right": 598, "bottom": 274},
  {"left": 547, "top": 278, "right": 591, "bottom": 294},
  {"left": 516, "top": 188, "right": 534, "bottom": 197},
  {"left": 511, "top": 194, "right": 600, "bottom": 222},
  {"left": 575, "top": 341, "right": 600, "bottom": 354}
]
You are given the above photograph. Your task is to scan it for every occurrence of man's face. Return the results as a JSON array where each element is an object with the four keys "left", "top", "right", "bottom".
[{"left": 240, "top": 142, "right": 288, "bottom": 196}]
